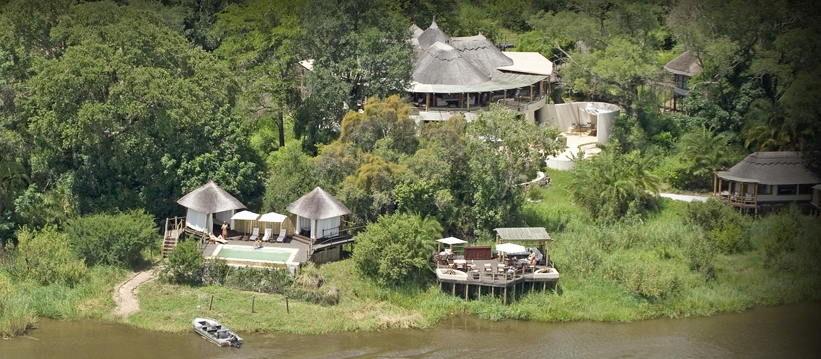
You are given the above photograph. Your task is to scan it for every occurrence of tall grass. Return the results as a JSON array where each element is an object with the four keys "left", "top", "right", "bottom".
[{"left": 0, "top": 266, "right": 125, "bottom": 337}]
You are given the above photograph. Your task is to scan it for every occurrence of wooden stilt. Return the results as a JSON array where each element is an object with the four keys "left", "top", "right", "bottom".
[
  {"left": 503, "top": 287, "right": 507, "bottom": 306},
  {"left": 452, "top": 282, "right": 456, "bottom": 296},
  {"left": 465, "top": 283, "right": 468, "bottom": 300}
]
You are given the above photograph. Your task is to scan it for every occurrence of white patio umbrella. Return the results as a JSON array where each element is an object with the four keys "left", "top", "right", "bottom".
[
  {"left": 230, "top": 210, "right": 259, "bottom": 237},
  {"left": 258, "top": 212, "right": 287, "bottom": 231},
  {"left": 436, "top": 236, "right": 467, "bottom": 253},
  {"left": 495, "top": 243, "right": 526, "bottom": 254}
]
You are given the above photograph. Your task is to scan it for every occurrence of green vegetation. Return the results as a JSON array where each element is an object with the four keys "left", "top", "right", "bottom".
[
  {"left": 65, "top": 210, "right": 160, "bottom": 268},
  {"left": 1, "top": 0, "right": 821, "bottom": 338}
]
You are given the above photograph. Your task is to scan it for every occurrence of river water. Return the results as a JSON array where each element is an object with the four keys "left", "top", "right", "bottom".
[{"left": 3, "top": 302, "right": 820, "bottom": 358}]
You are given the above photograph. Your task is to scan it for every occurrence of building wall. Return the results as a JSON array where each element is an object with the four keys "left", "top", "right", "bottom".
[{"left": 538, "top": 102, "right": 620, "bottom": 144}]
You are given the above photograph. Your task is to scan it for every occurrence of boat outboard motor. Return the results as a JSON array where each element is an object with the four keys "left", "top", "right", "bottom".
[{"left": 229, "top": 335, "right": 240, "bottom": 348}]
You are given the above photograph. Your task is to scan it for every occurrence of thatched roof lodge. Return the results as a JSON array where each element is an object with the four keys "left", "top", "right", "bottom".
[
  {"left": 286, "top": 187, "right": 351, "bottom": 240},
  {"left": 664, "top": 51, "right": 703, "bottom": 97},
  {"left": 177, "top": 180, "right": 245, "bottom": 234},
  {"left": 409, "top": 19, "right": 553, "bottom": 122},
  {"left": 713, "top": 152, "right": 821, "bottom": 216}
]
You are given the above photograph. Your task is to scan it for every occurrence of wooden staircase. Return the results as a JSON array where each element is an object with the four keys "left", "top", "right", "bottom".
[{"left": 162, "top": 216, "right": 185, "bottom": 258}]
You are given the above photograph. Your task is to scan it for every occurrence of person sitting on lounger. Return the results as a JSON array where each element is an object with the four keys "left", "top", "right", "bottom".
[{"left": 254, "top": 237, "right": 263, "bottom": 249}]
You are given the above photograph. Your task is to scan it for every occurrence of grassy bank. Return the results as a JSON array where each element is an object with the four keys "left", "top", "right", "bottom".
[
  {"left": 5, "top": 170, "right": 820, "bottom": 336},
  {"left": 128, "top": 170, "right": 821, "bottom": 334},
  {"left": 0, "top": 266, "right": 127, "bottom": 337}
]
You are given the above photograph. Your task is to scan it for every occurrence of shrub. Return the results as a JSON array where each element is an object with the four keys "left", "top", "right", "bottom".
[
  {"left": 287, "top": 263, "right": 339, "bottom": 305},
  {"left": 161, "top": 239, "right": 203, "bottom": 285},
  {"left": 65, "top": 210, "right": 160, "bottom": 268},
  {"left": 352, "top": 213, "right": 441, "bottom": 285},
  {"left": 684, "top": 198, "right": 751, "bottom": 254},
  {"left": 202, "top": 258, "right": 293, "bottom": 293},
  {"left": 605, "top": 251, "right": 682, "bottom": 299},
  {"left": 1, "top": 226, "right": 87, "bottom": 286}
]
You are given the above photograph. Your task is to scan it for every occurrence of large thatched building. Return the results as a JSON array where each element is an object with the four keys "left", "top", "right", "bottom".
[
  {"left": 713, "top": 152, "right": 820, "bottom": 216},
  {"left": 409, "top": 20, "right": 554, "bottom": 122}
]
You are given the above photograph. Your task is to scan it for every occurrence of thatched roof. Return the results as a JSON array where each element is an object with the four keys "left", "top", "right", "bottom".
[
  {"left": 286, "top": 187, "right": 351, "bottom": 220},
  {"left": 413, "top": 41, "right": 490, "bottom": 85},
  {"left": 495, "top": 227, "right": 552, "bottom": 242},
  {"left": 664, "top": 51, "right": 703, "bottom": 76},
  {"left": 410, "top": 23, "right": 423, "bottom": 38},
  {"left": 451, "top": 34, "right": 513, "bottom": 76},
  {"left": 177, "top": 180, "right": 245, "bottom": 213},
  {"left": 418, "top": 19, "right": 450, "bottom": 50},
  {"left": 409, "top": 72, "right": 546, "bottom": 93},
  {"left": 716, "top": 152, "right": 820, "bottom": 185}
]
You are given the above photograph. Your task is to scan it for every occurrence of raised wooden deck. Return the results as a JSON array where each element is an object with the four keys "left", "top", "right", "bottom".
[{"left": 435, "top": 258, "right": 559, "bottom": 305}]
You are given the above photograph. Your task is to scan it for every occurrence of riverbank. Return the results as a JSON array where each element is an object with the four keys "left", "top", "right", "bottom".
[{"left": 4, "top": 172, "right": 821, "bottom": 336}]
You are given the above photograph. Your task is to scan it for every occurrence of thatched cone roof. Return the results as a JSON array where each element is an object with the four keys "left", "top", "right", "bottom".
[
  {"left": 177, "top": 180, "right": 245, "bottom": 213},
  {"left": 451, "top": 34, "right": 513, "bottom": 76},
  {"left": 418, "top": 19, "right": 450, "bottom": 50},
  {"left": 413, "top": 41, "right": 490, "bottom": 85},
  {"left": 717, "top": 152, "right": 820, "bottom": 185},
  {"left": 664, "top": 51, "right": 703, "bottom": 76},
  {"left": 286, "top": 187, "right": 351, "bottom": 220},
  {"left": 410, "top": 23, "right": 423, "bottom": 38}
]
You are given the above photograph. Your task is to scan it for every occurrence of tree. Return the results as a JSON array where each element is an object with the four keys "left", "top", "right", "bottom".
[
  {"left": 569, "top": 149, "right": 661, "bottom": 222},
  {"left": 214, "top": 0, "right": 303, "bottom": 150},
  {"left": 262, "top": 139, "right": 318, "bottom": 212},
  {"left": 463, "top": 105, "right": 561, "bottom": 234},
  {"left": 14, "top": 1, "right": 262, "bottom": 218},
  {"left": 352, "top": 213, "right": 441, "bottom": 285},
  {"left": 296, "top": 0, "right": 414, "bottom": 151},
  {"left": 65, "top": 210, "right": 160, "bottom": 269}
]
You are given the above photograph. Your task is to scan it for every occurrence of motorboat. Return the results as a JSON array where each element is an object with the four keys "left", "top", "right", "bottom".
[{"left": 192, "top": 317, "right": 243, "bottom": 347}]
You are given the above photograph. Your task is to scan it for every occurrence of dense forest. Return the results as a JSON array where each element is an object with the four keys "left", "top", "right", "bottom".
[
  {"left": 1, "top": 0, "right": 820, "bottom": 242},
  {"left": 1, "top": 0, "right": 821, "bottom": 337}
]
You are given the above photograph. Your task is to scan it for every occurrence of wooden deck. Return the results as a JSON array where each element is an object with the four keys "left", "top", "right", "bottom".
[{"left": 434, "top": 258, "right": 559, "bottom": 304}]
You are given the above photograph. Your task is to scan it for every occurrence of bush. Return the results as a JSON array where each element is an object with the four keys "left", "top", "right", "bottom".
[
  {"left": 65, "top": 210, "right": 160, "bottom": 268},
  {"left": 352, "top": 213, "right": 441, "bottom": 285},
  {"left": 605, "top": 251, "right": 682, "bottom": 299},
  {"left": 1, "top": 226, "right": 87, "bottom": 286},
  {"left": 752, "top": 206, "right": 821, "bottom": 275},
  {"left": 202, "top": 258, "right": 293, "bottom": 293},
  {"left": 287, "top": 263, "right": 339, "bottom": 305},
  {"left": 684, "top": 198, "right": 751, "bottom": 254},
  {"left": 161, "top": 240, "right": 203, "bottom": 285}
]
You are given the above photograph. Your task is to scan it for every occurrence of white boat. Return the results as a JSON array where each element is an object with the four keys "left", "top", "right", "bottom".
[{"left": 192, "top": 317, "right": 243, "bottom": 347}]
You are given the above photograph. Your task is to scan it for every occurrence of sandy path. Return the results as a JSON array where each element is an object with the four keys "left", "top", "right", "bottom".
[{"left": 112, "top": 269, "right": 157, "bottom": 317}]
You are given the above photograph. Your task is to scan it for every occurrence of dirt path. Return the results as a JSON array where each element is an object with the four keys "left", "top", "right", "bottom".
[{"left": 112, "top": 268, "right": 158, "bottom": 317}]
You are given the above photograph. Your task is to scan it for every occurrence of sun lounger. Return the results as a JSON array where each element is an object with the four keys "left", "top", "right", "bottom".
[
  {"left": 248, "top": 228, "right": 259, "bottom": 242},
  {"left": 276, "top": 228, "right": 286, "bottom": 243},
  {"left": 261, "top": 228, "right": 272, "bottom": 242}
]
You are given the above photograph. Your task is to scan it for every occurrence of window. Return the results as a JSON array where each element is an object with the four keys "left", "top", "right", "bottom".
[
  {"left": 675, "top": 74, "right": 690, "bottom": 90},
  {"left": 799, "top": 184, "right": 812, "bottom": 195},
  {"left": 759, "top": 184, "right": 772, "bottom": 195},
  {"left": 777, "top": 185, "right": 797, "bottom": 195}
]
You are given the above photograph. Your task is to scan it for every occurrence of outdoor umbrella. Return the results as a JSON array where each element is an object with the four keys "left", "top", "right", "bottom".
[
  {"left": 495, "top": 243, "right": 526, "bottom": 254},
  {"left": 436, "top": 236, "right": 467, "bottom": 253},
  {"left": 258, "top": 212, "right": 287, "bottom": 232},
  {"left": 230, "top": 210, "right": 259, "bottom": 237}
]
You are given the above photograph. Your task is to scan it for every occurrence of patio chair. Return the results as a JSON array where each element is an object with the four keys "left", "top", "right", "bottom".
[
  {"left": 276, "top": 228, "right": 286, "bottom": 243},
  {"left": 248, "top": 227, "right": 260, "bottom": 242},
  {"left": 261, "top": 228, "right": 272, "bottom": 242},
  {"left": 484, "top": 263, "right": 493, "bottom": 276}
]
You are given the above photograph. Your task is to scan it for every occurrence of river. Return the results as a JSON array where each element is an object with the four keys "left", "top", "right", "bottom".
[{"left": 3, "top": 302, "right": 820, "bottom": 358}]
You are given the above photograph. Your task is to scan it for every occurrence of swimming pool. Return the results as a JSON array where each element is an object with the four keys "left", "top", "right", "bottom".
[{"left": 211, "top": 245, "right": 298, "bottom": 267}]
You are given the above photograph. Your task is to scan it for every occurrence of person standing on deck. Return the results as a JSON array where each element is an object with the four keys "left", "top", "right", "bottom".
[{"left": 221, "top": 221, "right": 228, "bottom": 238}]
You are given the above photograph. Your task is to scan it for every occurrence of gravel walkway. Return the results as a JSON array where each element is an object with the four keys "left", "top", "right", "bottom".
[{"left": 112, "top": 268, "right": 158, "bottom": 317}]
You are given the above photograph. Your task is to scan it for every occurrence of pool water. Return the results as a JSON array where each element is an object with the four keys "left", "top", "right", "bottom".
[{"left": 213, "top": 245, "right": 295, "bottom": 263}]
